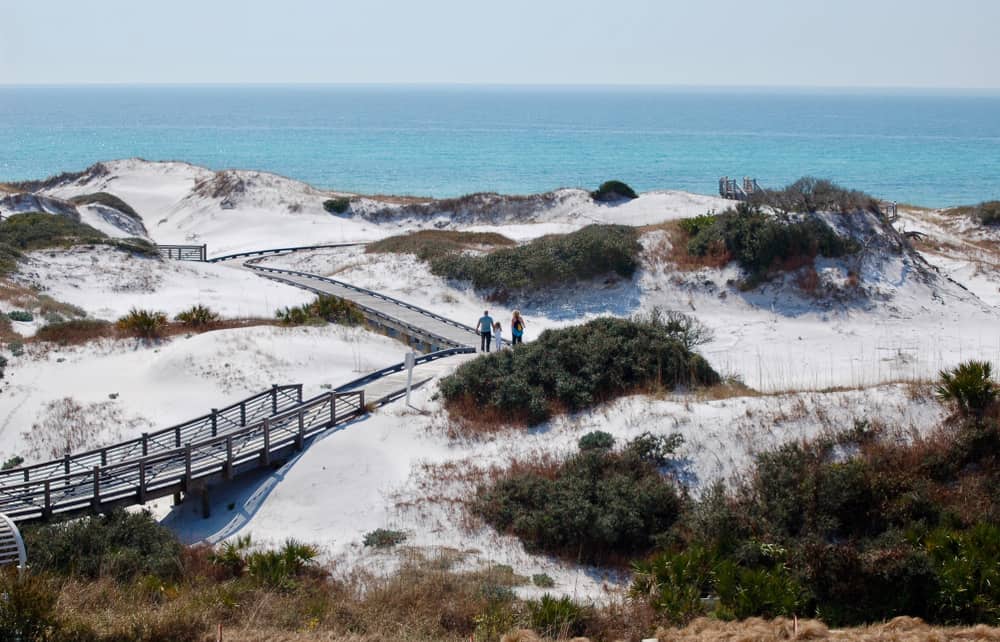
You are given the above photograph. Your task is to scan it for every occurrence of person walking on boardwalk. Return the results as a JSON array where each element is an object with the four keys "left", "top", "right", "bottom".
[
  {"left": 492, "top": 321, "right": 503, "bottom": 351},
  {"left": 477, "top": 310, "right": 494, "bottom": 352},
  {"left": 511, "top": 310, "right": 526, "bottom": 345}
]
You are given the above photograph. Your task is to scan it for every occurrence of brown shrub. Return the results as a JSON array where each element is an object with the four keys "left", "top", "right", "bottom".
[{"left": 33, "top": 318, "right": 114, "bottom": 344}]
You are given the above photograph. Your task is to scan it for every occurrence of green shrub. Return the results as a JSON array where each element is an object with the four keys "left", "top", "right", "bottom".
[
  {"left": 531, "top": 573, "right": 555, "bottom": 588},
  {"left": 473, "top": 433, "right": 685, "bottom": 562},
  {"left": 116, "top": 308, "right": 168, "bottom": 338},
  {"left": 323, "top": 197, "right": 351, "bottom": 214},
  {"left": 0, "top": 212, "right": 106, "bottom": 251},
  {"left": 0, "top": 355, "right": 7, "bottom": 378},
  {"left": 925, "top": 523, "right": 1000, "bottom": 623},
  {"left": 685, "top": 204, "right": 858, "bottom": 287},
  {"left": 363, "top": 528, "right": 408, "bottom": 548},
  {"left": 246, "top": 539, "right": 319, "bottom": 591},
  {"left": 34, "top": 319, "right": 113, "bottom": 345},
  {"left": 631, "top": 546, "right": 718, "bottom": 621},
  {"left": 69, "top": 192, "right": 141, "bottom": 220},
  {"left": 528, "top": 595, "right": 589, "bottom": 638},
  {"left": 174, "top": 304, "right": 220, "bottom": 327},
  {"left": 430, "top": 224, "right": 641, "bottom": 294},
  {"left": 936, "top": 360, "right": 997, "bottom": 420},
  {"left": 9, "top": 340, "right": 24, "bottom": 356},
  {"left": 974, "top": 201, "right": 1000, "bottom": 226},
  {"left": 748, "top": 177, "right": 879, "bottom": 214},
  {"left": 0, "top": 569, "right": 59, "bottom": 642},
  {"left": 578, "top": 430, "right": 615, "bottom": 452},
  {"left": 367, "top": 230, "right": 515, "bottom": 262},
  {"left": 276, "top": 295, "right": 364, "bottom": 326},
  {"left": 1, "top": 455, "right": 23, "bottom": 470},
  {"left": 714, "top": 559, "right": 807, "bottom": 620},
  {"left": 591, "top": 180, "right": 638, "bottom": 202},
  {"left": 440, "top": 316, "right": 719, "bottom": 425},
  {"left": 23, "top": 509, "right": 183, "bottom": 582},
  {"left": 6, "top": 310, "right": 33, "bottom": 322}
]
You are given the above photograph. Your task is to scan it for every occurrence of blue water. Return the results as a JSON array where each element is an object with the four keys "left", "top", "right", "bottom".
[{"left": 1, "top": 85, "right": 998, "bottom": 207}]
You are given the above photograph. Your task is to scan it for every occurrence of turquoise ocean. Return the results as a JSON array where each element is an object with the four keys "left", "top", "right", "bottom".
[{"left": 1, "top": 85, "right": 998, "bottom": 208}]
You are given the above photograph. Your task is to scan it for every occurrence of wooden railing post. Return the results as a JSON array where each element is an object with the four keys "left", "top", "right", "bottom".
[
  {"left": 184, "top": 444, "right": 193, "bottom": 493},
  {"left": 100, "top": 448, "right": 108, "bottom": 467},
  {"left": 175, "top": 426, "right": 182, "bottom": 448},
  {"left": 63, "top": 454, "right": 70, "bottom": 476},
  {"left": 224, "top": 436, "right": 234, "bottom": 480},
  {"left": 295, "top": 409, "right": 305, "bottom": 450},
  {"left": 262, "top": 419, "right": 271, "bottom": 467},
  {"left": 329, "top": 393, "right": 336, "bottom": 425},
  {"left": 22, "top": 468, "right": 28, "bottom": 483},
  {"left": 91, "top": 466, "right": 100, "bottom": 512},
  {"left": 211, "top": 409, "right": 219, "bottom": 437},
  {"left": 359, "top": 390, "right": 365, "bottom": 413},
  {"left": 43, "top": 480, "right": 51, "bottom": 518},
  {"left": 240, "top": 402, "right": 247, "bottom": 426},
  {"left": 142, "top": 432, "right": 149, "bottom": 456},
  {"left": 271, "top": 385, "right": 279, "bottom": 415},
  {"left": 138, "top": 460, "right": 147, "bottom": 504}
]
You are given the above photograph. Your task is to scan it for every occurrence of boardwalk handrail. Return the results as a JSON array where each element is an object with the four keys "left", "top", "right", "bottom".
[
  {"left": 0, "top": 513, "right": 26, "bottom": 569},
  {"left": 334, "top": 347, "right": 474, "bottom": 395},
  {"left": 0, "top": 384, "right": 303, "bottom": 488},
  {"left": 245, "top": 259, "right": 480, "bottom": 342},
  {"left": 0, "top": 390, "right": 365, "bottom": 522},
  {"left": 207, "top": 243, "right": 363, "bottom": 263}
]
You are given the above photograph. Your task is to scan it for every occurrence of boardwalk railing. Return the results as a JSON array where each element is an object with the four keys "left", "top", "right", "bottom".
[
  {"left": 158, "top": 244, "right": 207, "bottom": 262},
  {"left": 0, "top": 390, "right": 364, "bottom": 522},
  {"left": 0, "top": 513, "right": 26, "bottom": 569},
  {"left": 207, "top": 243, "right": 362, "bottom": 263},
  {"left": 0, "top": 385, "right": 303, "bottom": 489},
  {"left": 246, "top": 259, "right": 479, "bottom": 349}
]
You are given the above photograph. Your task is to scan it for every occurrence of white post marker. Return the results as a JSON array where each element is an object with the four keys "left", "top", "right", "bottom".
[{"left": 404, "top": 350, "right": 416, "bottom": 406}]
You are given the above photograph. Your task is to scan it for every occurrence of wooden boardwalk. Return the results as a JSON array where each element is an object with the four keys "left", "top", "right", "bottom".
[{"left": 0, "top": 246, "right": 482, "bottom": 524}]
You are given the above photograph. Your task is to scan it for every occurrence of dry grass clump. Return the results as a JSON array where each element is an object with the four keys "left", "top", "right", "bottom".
[{"left": 657, "top": 615, "right": 1000, "bottom": 641}]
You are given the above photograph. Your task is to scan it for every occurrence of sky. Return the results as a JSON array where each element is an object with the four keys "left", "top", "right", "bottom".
[{"left": 1, "top": 0, "right": 998, "bottom": 88}]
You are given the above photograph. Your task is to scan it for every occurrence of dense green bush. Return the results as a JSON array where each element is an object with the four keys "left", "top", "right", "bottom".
[
  {"left": 974, "top": 201, "right": 1000, "bottom": 226},
  {"left": 23, "top": 509, "right": 183, "bottom": 582},
  {"left": 363, "top": 528, "right": 408, "bottom": 548},
  {"left": 472, "top": 432, "right": 685, "bottom": 562},
  {"left": 322, "top": 197, "right": 351, "bottom": 214},
  {"left": 69, "top": 192, "right": 141, "bottom": 220},
  {"left": 591, "top": 180, "right": 638, "bottom": 202},
  {"left": 367, "top": 229, "right": 515, "bottom": 262},
  {"left": 431, "top": 224, "right": 642, "bottom": 294},
  {"left": 625, "top": 396, "right": 1000, "bottom": 627},
  {"left": 174, "top": 304, "right": 220, "bottom": 327},
  {"left": 0, "top": 212, "right": 106, "bottom": 251},
  {"left": 684, "top": 204, "right": 858, "bottom": 288},
  {"left": 936, "top": 360, "right": 997, "bottom": 420},
  {"left": 440, "top": 316, "right": 719, "bottom": 425},
  {"left": 276, "top": 295, "right": 364, "bottom": 326},
  {"left": 6, "top": 310, "right": 33, "bottom": 322},
  {"left": 1, "top": 455, "right": 24, "bottom": 470},
  {"left": 0, "top": 213, "right": 157, "bottom": 277},
  {"left": 748, "top": 177, "right": 880, "bottom": 214},
  {"left": 116, "top": 307, "right": 168, "bottom": 338},
  {"left": 578, "top": 430, "right": 615, "bottom": 451}
]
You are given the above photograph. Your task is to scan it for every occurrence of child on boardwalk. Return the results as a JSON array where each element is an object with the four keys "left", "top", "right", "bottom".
[{"left": 493, "top": 321, "right": 503, "bottom": 351}]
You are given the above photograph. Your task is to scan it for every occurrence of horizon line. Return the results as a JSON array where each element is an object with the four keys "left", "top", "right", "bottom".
[{"left": 2, "top": 81, "right": 1000, "bottom": 93}]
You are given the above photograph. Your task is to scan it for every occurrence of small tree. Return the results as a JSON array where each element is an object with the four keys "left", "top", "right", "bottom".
[{"left": 936, "top": 360, "right": 997, "bottom": 420}]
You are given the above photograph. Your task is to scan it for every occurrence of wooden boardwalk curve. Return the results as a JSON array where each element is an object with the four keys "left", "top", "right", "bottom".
[{"left": 0, "top": 245, "right": 480, "bottom": 524}]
